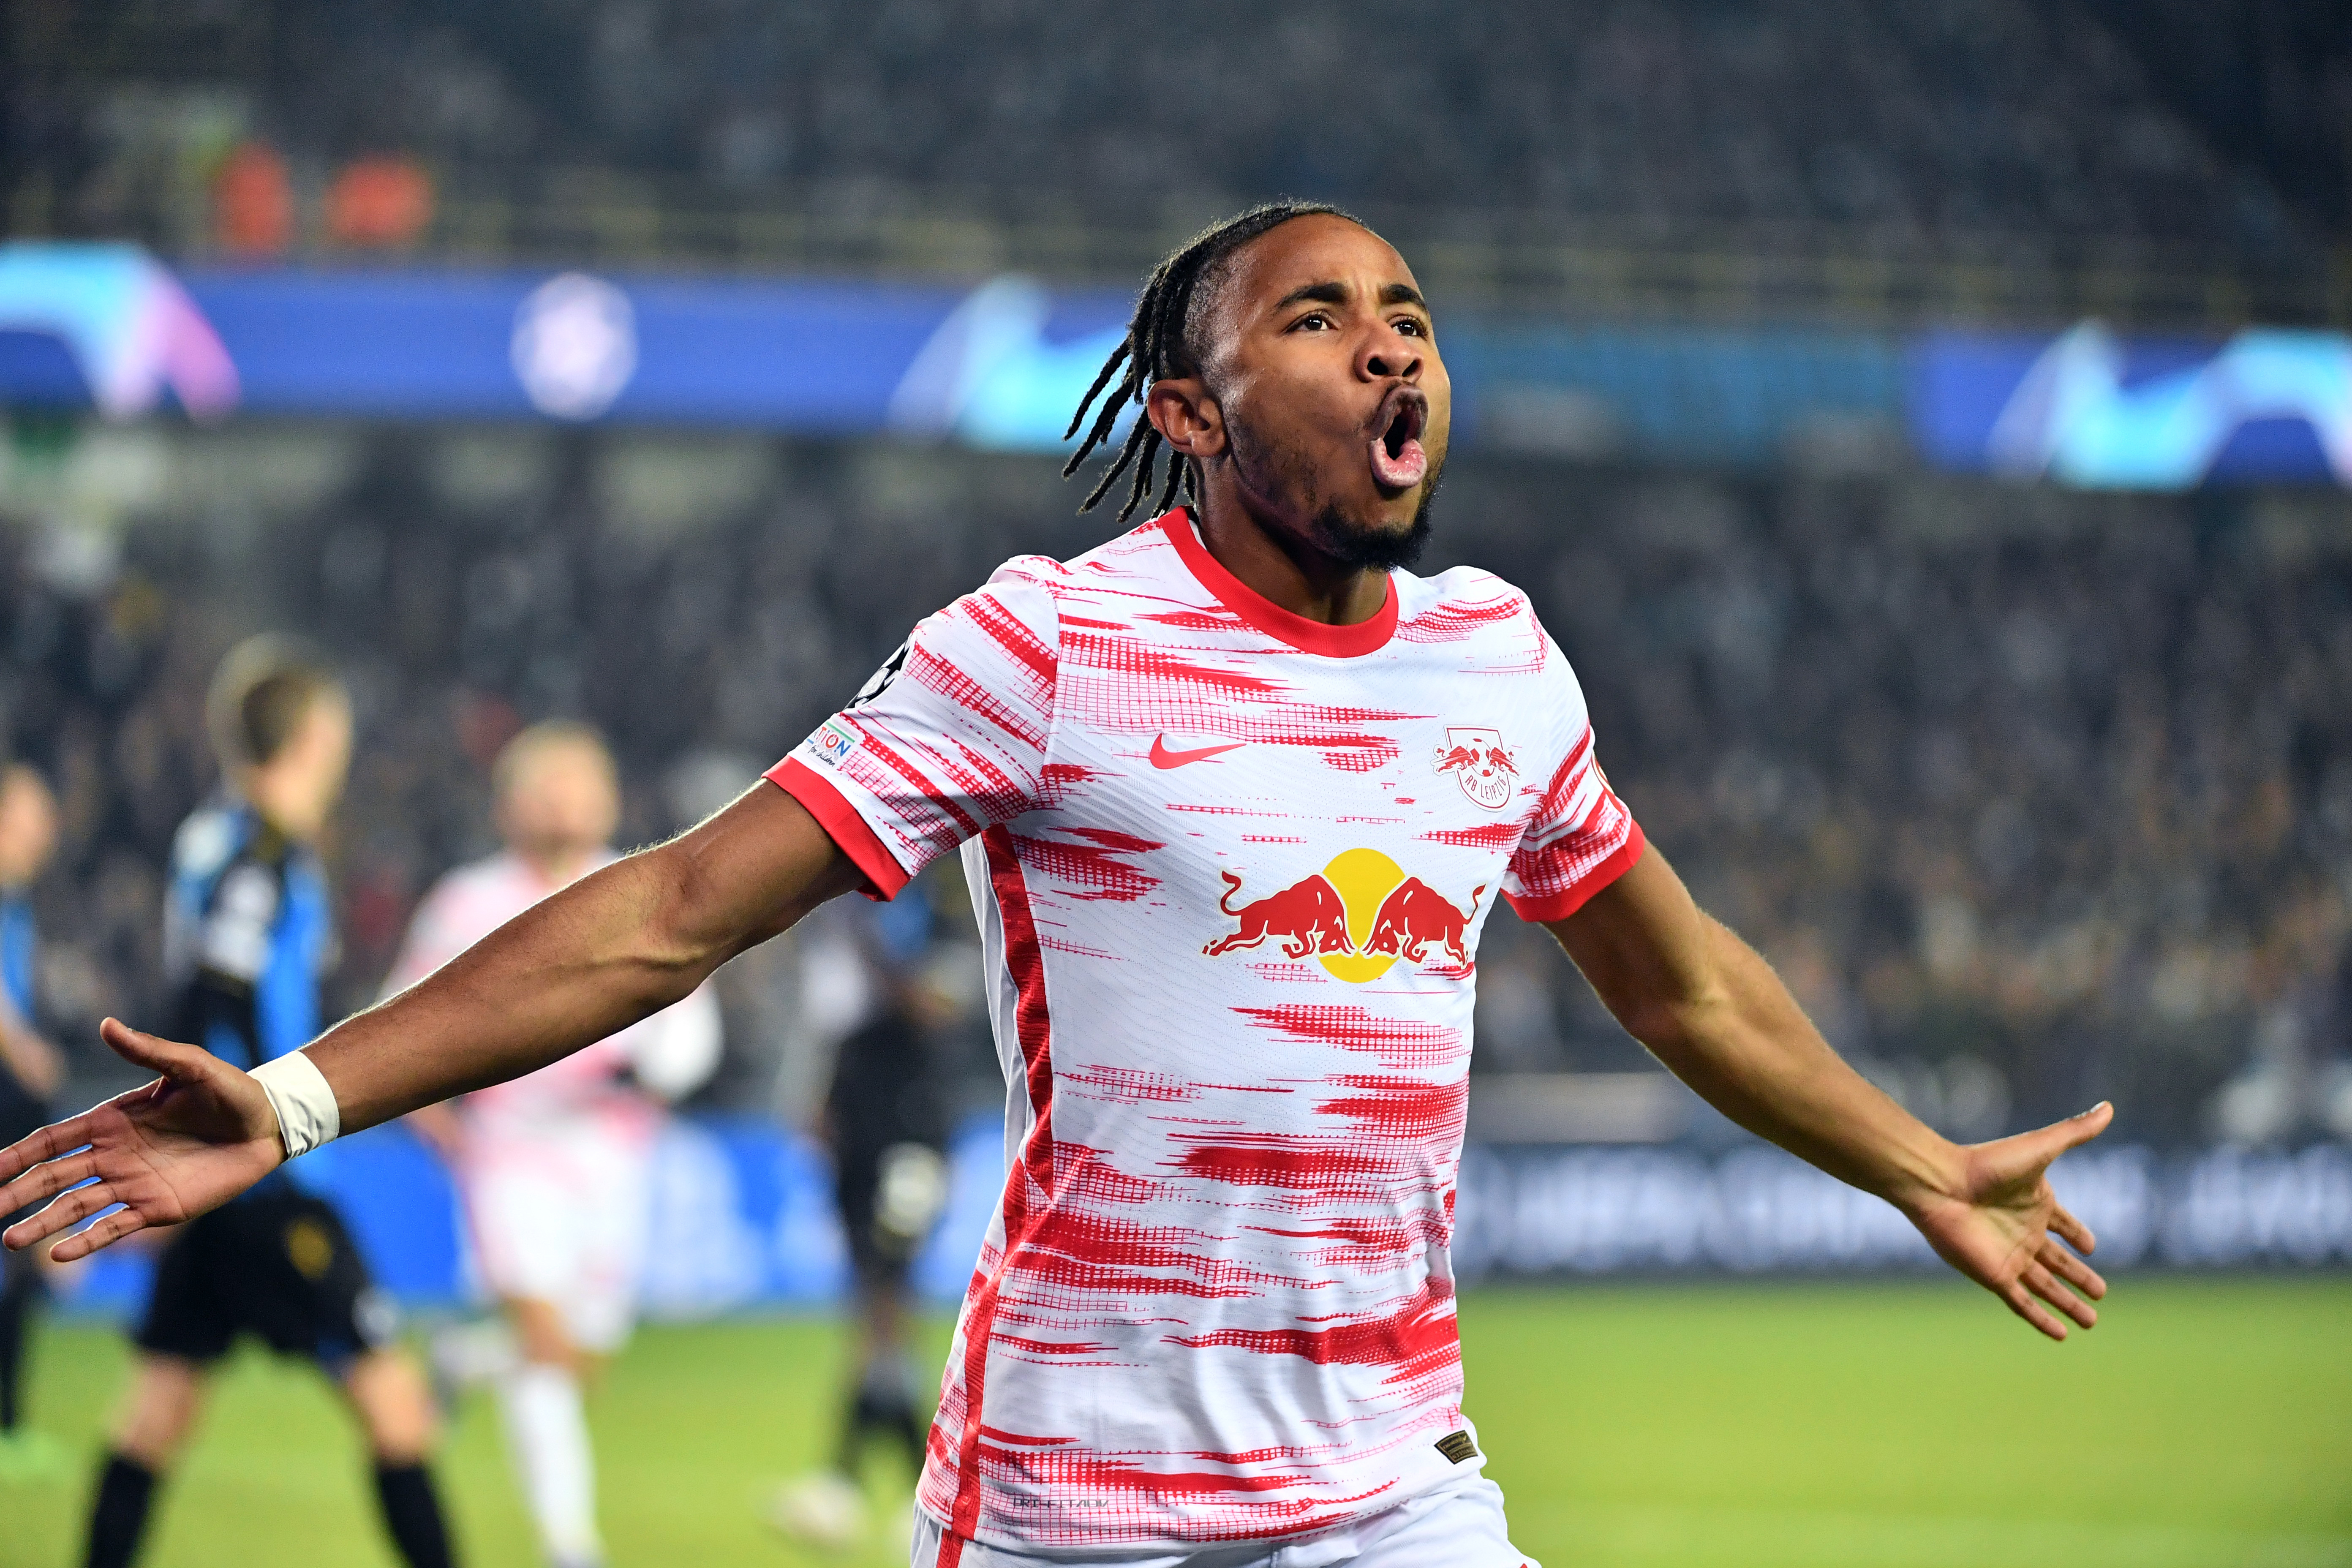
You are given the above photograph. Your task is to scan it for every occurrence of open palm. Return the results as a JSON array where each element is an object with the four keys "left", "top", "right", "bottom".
[
  {"left": 0, "top": 1018, "right": 285, "bottom": 1262},
  {"left": 1905, "top": 1101, "right": 2113, "bottom": 1340}
]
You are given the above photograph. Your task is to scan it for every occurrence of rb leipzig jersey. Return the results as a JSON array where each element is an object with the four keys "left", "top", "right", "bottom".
[{"left": 769, "top": 510, "right": 1642, "bottom": 1556}]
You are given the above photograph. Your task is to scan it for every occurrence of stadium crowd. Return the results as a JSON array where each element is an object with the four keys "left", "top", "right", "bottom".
[
  {"left": 7, "top": 0, "right": 2335, "bottom": 263},
  {"left": 0, "top": 428, "right": 2344, "bottom": 1148}
]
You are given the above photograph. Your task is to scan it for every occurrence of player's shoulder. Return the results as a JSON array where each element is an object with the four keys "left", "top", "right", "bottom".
[
  {"left": 914, "top": 530, "right": 1145, "bottom": 664},
  {"left": 962, "top": 513, "right": 1194, "bottom": 629},
  {"left": 1392, "top": 563, "right": 1548, "bottom": 648},
  {"left": 983, "top": 513, "right": 1185, "bottom": 599},
  {"left": 979, "top": 551, "right": 1075, "bottom": 598},
  {"left": 170, "top": 801, "right": 252, "bottom": 883}
]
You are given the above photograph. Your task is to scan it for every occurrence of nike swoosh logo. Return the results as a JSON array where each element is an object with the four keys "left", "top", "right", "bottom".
[{"left": 1149, "top": 735, "right": 1245, "bottom": 769}]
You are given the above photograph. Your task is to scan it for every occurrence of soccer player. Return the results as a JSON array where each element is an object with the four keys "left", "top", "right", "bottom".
[
  {"left": 3, "top": 206, "right": 2113, "bottom": 1568},
  {"left": 383, "top": 721, "right": 720, "bottom": 1568},
  {"left": 0, "top": 763, "right": 64, "bottom": 1478},
  {"left": 73, "top": 637, "right": 455, "bottom": 1568}
]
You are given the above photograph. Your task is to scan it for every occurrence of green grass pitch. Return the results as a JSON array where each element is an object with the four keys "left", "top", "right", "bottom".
[{"left": 2, "top": 1277, "right": 2345, "bottom": 1568}]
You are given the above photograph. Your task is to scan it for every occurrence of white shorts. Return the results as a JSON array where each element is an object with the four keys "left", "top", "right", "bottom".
[
  {"left": 909, "top": 1473, "right": 1537, "bottom": 1568},
  {"left": 461, "top": 1131, "right": 653, "bottom": 1354}
]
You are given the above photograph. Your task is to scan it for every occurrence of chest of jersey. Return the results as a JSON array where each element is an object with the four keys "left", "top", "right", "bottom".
[{"left": 1013, "top": 635, "right": 1541, "bottom": 997}]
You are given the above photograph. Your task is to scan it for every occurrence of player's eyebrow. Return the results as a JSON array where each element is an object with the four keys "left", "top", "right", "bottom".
[
  {"left": 1270, "top": 279, "right": 1430, "bottom": 313},
  {"left": 1273, "top": 280, "right": 1350, "bottom": 310}
]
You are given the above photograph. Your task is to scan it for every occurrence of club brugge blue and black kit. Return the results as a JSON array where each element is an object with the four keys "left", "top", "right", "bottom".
[
  {"left": 0, "top": 887, "right": 47, "bottom": 1154},
  {"left": 136, "top": 800, "right": 396, "bottom": 1369},
  {"left": 1, "top": 881, "right": 52, "bottom": 1439}
]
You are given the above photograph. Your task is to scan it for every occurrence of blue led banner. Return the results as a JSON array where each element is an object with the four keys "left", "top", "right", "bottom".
[
  {"left": 1911, "top": 323, "right": 2352, "bottom": 488},
  {"left": 0, "top": 242, "right": 1896, "bottom": 466},
  {"left": 0, "top": 242, "right": 1137, "bottom": 446},
  {"left": 8, "top": 244, "right": 2349, "bottom": 486}
]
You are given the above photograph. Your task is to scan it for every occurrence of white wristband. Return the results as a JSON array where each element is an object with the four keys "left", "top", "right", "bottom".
[{"left": 250, "top": 1051, "right": 342, "bottom": 1158}]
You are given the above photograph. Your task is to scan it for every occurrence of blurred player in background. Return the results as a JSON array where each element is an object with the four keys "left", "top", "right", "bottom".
[
  {"left": 82, "top": 637, "right": 454, "bottom": 1568},
  {"left": 384, "top": 721, "right": 721, "bottom": 1568},
  {"left": 0, "top": 763, "right": 65, "bottom": 1479},
  {"left": 772, "top": 892, "right": 956, "bottom": 1551}
]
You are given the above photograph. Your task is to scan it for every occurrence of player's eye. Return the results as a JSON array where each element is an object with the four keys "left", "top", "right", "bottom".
[
  {"left": 1392, "top": 317, "right": 1427, "bottom": 338},
  {"left": 1292, "top": 311, "right": 1334, "bottom": 332}
]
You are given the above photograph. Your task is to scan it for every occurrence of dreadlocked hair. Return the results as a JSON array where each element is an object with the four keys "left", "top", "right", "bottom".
[{"left": 1064, "top": 199, "right": 1359, "bottom": 521}]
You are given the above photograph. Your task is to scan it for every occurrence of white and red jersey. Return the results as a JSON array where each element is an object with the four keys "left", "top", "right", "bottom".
[
  {"left": 770, "top": 510, "right": 1641, "bottom": 1558},
  {"left": 381, "top": 850, "right": 722, "bottom": 1152}
]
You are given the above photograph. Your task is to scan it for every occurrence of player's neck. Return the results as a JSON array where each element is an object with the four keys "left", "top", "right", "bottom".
[
  {"left": 230, "top": 789, "right": 315, "bottom": 851},
  {"left": 1189, "top": 497, "right": 1389, "bottom": 629}
]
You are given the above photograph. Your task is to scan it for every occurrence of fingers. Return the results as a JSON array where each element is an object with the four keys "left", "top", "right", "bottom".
[
  {"left": 0, "top": 1111, "right": 98, "bottom": 1187},
  {"left": 2000, "top": 1279, "right": 2069, "bottom": 1342},
  {"left": 2039, "top": 1237, "right": 2107, "bottom": 1302},
  {"left": 2044, "top": 1100, "right": 2114, "bottom": 1155},
  {"left": 11, "top": 1174, "right": 122, "bottom": 1241},
  {"left": 1, "top": 1176, "right": 113, "bottom": 1252},
  {"left": 2024, "top": 1258, "right": 2099, "bottom": 1329},
  {"left": 46, "top": 1204, "right": 150, "bottom": 1263},
  {"left": 0, "top": 1147, "right": 100, "bottom": 1226},
  {"left": 99, "top": 1017, "right": 211, "bottom": 1081},
  {"left": 2048, "top": 1202, "right": 2096, "bottom": 1255},
  {"left": 1982, "top": 1101, "right": 2115, "bottom": 1182}
]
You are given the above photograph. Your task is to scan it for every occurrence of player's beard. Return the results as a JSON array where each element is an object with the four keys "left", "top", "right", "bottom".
[
  {"left": 1227, "top": 422, "right": 1444, "bottom": 572},
  {"left": 1306, "top": 468, "right": 1441, "bottom": 570}
]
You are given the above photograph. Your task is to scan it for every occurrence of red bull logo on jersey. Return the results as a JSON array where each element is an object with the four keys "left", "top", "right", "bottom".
[
  {"left": 1203, "top": 869, "right": 1353, "bottom": 960},
  {"left": 1204, "top": 848, "right": 1484, "bottom": 981},
  {"left": 1432, "top": 726, "right": 1517, "bottom": 810}
]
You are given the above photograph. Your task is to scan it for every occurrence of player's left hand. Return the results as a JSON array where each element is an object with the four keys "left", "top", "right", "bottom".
[
  {"left": 0, "top": 1017, "right": 285, "bottom": 1262},
  {"left": 1901, "top": 1100, "right": 2112, "bottom": 1341}
]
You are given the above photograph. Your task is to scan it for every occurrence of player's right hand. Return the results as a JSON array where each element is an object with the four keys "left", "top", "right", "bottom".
[{"left": 0, "top": 1017, "right": 284, "bottom": 1261}]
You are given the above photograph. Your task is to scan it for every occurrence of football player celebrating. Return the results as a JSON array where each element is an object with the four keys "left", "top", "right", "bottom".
[{"left": 4, "top": 208, "right": 2109, "bottom": 1568}]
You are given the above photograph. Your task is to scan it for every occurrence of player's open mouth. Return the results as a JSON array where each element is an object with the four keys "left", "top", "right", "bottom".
[{"left": 1368, "top": 388, "right": 1429, "bottom": 491}]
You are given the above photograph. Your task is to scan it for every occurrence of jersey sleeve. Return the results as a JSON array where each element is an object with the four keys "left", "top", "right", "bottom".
[
  {"left": 1501, "top": 621, "right": 1646, "bottom": 923},
  {"left": 768, "top": 563, "right": 1060, "bottom": 899}
]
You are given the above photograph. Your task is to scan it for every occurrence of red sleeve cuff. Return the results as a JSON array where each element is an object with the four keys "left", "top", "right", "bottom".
[
  {"left": 765, "top": 757, "right": 913, "bottom": 902},
  {"left": 1502, "top": 822, "right": 1647, "bottom": 924}
]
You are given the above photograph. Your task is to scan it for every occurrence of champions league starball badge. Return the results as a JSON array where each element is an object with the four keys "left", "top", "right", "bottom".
[{"left": 1432, "top": 726, "right": 1517, "bottom": 810}]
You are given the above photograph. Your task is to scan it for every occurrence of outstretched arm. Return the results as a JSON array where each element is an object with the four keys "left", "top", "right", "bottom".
[
  {"left": 1, "top": 783, "right": 864, "bottom": 1260},
  {"left": 1548, "top": 844, "right": 2111, "bottom": 1341}
]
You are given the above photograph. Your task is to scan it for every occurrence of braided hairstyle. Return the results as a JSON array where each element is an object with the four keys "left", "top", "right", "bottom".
[{"left": 1064, "top": 200, "right": 1359, "bottom": 520}]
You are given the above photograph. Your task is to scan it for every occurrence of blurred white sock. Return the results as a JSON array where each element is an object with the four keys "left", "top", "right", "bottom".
[
  {"left": 430, "top": 1318, "right": 519, "bottom": 1390},
  {"left": 498, "top": 1363, "right": 601, "bottom": 1567}
]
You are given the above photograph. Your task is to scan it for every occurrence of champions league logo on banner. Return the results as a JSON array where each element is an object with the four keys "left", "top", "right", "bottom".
[{"left": 510, "top": 272, "right": 638, "bottom": 420}]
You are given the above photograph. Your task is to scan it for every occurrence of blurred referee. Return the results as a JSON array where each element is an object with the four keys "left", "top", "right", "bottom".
[
  {"left": 79, "top": 638, "right": 456, "bottom": 1568},
  {"left": 773, "top": 892, "right": 957, "bottom": 1550}
]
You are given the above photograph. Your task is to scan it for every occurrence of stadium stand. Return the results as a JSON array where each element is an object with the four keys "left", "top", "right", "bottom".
[
  {"left": 5, "top": 0, "right": 2341, "bottom": 314},
  {"left": 0, "top": 430, "right": 2343, "bottom": 1146}
]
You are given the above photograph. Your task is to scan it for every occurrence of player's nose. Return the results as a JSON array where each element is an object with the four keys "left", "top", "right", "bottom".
[{"left": 1357, "top": 323, "right": 1423, "bottom": 384}]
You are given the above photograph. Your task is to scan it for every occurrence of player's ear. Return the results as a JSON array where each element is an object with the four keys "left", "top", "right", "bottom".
[{"left": 1147, "top": 376, "right": 1225, "bottom": 462}]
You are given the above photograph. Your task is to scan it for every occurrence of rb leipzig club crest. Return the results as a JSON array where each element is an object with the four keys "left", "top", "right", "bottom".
[{"left": 1432, "top": 727, "right": 1517, "bottom": 810}]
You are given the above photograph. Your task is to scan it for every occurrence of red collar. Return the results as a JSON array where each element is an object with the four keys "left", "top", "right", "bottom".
[{"left": 1157, "top": 509, "right": 1397, "bottom": 658}]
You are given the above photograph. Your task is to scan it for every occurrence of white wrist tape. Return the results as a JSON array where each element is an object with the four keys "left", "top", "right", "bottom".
[{"left": 250, "top": 1051, "right": 341, "bottom": 1158}]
